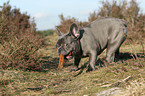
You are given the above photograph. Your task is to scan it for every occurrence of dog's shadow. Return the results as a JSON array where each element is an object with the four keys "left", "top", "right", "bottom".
[
  {"left": 74, "top": 52, "right": 145, "bottom": 76},
  {"left": 98, "top": 52, "right": 144, "bottom": 67},
  {"left": 115, "top": 52, "right": 144, "bottom": 61},
  {"left": 41, "top": 52, "right": 144, "bottom": 73}
]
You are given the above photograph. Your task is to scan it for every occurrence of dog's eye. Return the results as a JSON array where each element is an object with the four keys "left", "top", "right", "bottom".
[
  {"left": 64, "top": 44, "right": 69, "bottom": 47},
  {"left": 64, "top": 44, "right": 69, "bottom": 50}
]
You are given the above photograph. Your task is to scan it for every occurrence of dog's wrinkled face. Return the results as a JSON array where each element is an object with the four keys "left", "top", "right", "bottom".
[
  {"left": 56, "top": 33, "right": 74, "bottom": 56},
  {"left": 56, "top": 23, "right": 80, "bottom": 59}
]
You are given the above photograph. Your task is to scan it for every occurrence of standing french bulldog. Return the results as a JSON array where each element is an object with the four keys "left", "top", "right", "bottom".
[{"left": 56, "top": 17, "right": 127, "bottom": 71}]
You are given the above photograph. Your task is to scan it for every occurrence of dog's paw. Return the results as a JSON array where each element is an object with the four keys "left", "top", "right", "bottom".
[
  {"left": 86, "top": 67, "right": 95, "bottom": 72},
  {"left": 69, "top": 67, "right": 78, "bottom": 72}
]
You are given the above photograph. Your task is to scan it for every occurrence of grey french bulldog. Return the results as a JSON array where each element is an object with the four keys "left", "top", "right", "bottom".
[{"left": 56, "top": 17, "right": 127, "bottom": 72}]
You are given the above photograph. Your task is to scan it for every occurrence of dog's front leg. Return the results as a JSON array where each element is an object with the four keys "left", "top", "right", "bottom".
[
  {"left": 70, "top": 57, "right": 81, "bottom": 72},
  {"left": 87, "top": 51, "right": 97, "bottom": 72}
]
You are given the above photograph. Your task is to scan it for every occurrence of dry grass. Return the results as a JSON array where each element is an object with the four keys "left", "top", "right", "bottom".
[
  {"left": 0, "top": 0, "right": 145, "bottom": 96},
  {"left": 120, "top": 80, "right": 145, "bottom": 96},
  {"left": 0, "top": 37, "right": 144, "bottom": 96}
]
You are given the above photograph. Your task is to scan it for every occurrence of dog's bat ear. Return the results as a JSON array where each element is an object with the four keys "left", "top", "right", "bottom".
[
  {"left": 69, "top": 23, "right": 80, "bottom": 38},
  {"left": 56, "top": 27, "right": 64, "bottom": 36}
]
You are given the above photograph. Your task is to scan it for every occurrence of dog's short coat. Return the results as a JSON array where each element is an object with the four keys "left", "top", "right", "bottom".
[{"left": 56, "top": 17, "right": 127, "bottom": 71}]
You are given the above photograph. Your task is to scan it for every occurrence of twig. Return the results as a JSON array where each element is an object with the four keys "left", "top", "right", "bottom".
[
  {"left": 27, "top": 86, "right": 43, "bottom": 91},
  {"left": 100, "top": 76, "right": 132, "bottom": 87}
]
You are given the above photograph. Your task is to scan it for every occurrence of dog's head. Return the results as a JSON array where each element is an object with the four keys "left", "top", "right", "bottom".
[{"left": 56, "top": 23, "right": 80, "bottom": 59}]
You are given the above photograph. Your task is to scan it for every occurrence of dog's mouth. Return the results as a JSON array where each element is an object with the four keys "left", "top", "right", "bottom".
[
  {"left": 64, "top": 52, "right": 73, "bottom": 60},
  {"left": 66, "top": 55, "right": 73, "bottom": 60}
]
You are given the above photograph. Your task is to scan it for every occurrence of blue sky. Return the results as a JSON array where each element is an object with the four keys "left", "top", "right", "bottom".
[{"left": 0, "top": 0, "right": 145, "bottom": 30}]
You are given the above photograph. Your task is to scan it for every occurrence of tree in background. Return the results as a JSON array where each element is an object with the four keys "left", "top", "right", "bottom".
[
  {"left": 89, "top": 0, "right": 145, "bottom": 39},
  {"left": 56, "top": 14, "right": 89, "bottom": 33},
  {"left": 56, "top": 14, "right": 78, "bottom": 33},
  {"left": 57, "top": 0, "right": 145, "bottom": 39}
]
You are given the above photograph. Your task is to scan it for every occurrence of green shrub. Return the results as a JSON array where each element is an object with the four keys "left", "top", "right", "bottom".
[{"left": 37, "top": 29, "right": 54, "bottom": 36}]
